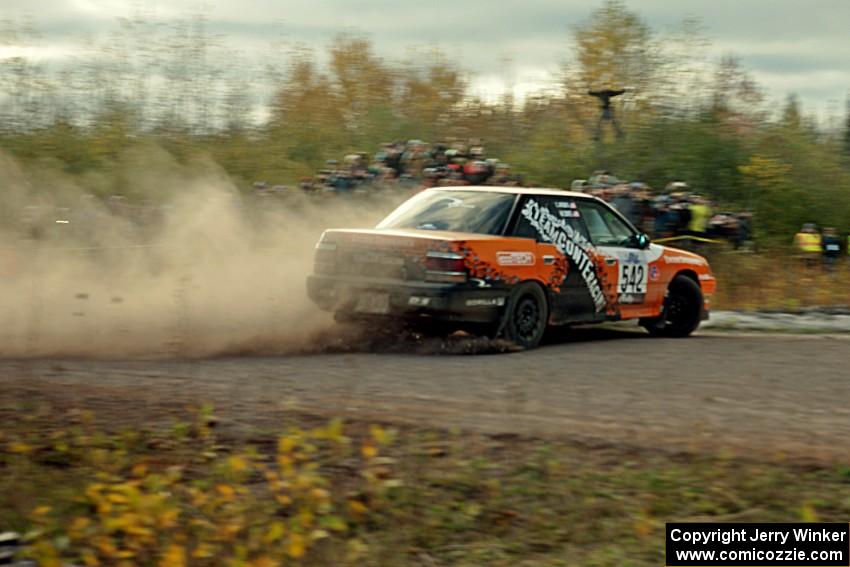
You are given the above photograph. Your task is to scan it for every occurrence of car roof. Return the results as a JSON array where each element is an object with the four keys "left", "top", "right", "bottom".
[{"left": 430, "top": 186, "right": 592, "bottom": 200}]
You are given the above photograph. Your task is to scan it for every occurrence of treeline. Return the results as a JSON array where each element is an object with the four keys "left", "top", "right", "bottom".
[{"left": 1, "top": 1, "right": 849, "bottom": 240}]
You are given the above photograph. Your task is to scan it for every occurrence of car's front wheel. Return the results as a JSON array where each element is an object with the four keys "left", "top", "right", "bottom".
[
  {"left": 500, "top": 282, "right": 549, "bottom": 349},
  {"left": 642, "top": 274, "right": 703, "bottom": 338}
]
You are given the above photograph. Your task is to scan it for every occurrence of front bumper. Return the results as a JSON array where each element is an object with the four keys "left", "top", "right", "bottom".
[{"left": 306, "top": 274, "right": 509, "bottom": 324}]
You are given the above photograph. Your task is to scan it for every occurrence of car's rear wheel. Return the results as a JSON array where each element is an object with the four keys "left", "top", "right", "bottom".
[
  {"left": 642, "top": 274, "right": 703, "bottom": 338},
  {"left": 500, "top": 282, "right": 549, "bottom": 349}
]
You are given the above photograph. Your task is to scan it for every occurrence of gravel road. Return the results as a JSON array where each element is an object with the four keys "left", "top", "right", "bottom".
[{"left": 3, "top": 328, "right": 849, "bottom": 462}]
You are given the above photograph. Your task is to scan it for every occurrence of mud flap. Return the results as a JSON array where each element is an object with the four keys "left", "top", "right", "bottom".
[{"left": 493, "top": 295, "right": 514, "bottom": 339}]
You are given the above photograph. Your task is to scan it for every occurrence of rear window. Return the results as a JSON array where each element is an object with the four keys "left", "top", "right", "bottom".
[{"left": 377, "top": 190, "right": 515, "bottom": 235}]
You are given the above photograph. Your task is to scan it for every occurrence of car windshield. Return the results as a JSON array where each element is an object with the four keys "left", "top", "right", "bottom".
[{"left": 376, "top": 190, "right": 516, "bottom": 235}]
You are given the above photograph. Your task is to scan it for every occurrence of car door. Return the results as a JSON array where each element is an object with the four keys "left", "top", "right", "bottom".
[
  {"left": 574, "top": 199, "right": 661, "bottom": 318},
  {"left": 509, "top": 195, "right": 603, "bottom": 324}
]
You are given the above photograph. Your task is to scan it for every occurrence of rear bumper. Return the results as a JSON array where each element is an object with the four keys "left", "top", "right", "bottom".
[{"left": 306, "top": 274, "right": 509, "bottom": 324}]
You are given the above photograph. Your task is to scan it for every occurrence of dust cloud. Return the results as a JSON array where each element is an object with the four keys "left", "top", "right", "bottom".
[{"left": 0, "top": 149, "right": 402, "bottom": 359}]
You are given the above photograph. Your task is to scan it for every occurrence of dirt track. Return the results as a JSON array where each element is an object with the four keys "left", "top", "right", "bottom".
[{"left": 3, "top": 328, "right": 850, "bottom": 463}]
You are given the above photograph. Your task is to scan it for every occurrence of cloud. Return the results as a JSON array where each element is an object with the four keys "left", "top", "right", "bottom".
[
  {"left": 0, "top": 44, "right": 73, "bottom": 60},
  {"left": 2, "top": 0, "right": 848, "bottom": 114}
]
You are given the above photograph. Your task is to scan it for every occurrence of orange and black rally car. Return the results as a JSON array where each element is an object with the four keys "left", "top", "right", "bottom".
[{"left": 307, "top": 187, "right": 716, "bottom": 349}]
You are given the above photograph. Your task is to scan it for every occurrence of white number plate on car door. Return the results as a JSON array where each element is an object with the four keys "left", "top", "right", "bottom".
[
  {"left": 355, "top": 292, "right": 390, "bottom": 314},
  {"left": 619, "top": 261, "right": 647, "bottom": 294}
]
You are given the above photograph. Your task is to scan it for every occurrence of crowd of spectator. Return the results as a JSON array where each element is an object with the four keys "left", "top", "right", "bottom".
[
  {"left": 236, "top": 126, "right": 846, "bottom": 261},
  {"left": 574, "top": 172, "right": 753, "bottom": 248},
  {"left": 252, "top": 148, "right": 757, "bottom": 248},
  {"left": 794, "top": 223, "right": 849, "bottom": 269},
  {"left": 581, "top": 172, "right": 849, "bottom": 263},
  {"left": 253, "top": 139, "right": 523, "bottom": 196}
]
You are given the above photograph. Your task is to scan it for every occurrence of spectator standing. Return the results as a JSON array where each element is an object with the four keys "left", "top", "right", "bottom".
[
  {"left": 669, "top": 196, "right": 692, "bottom": 236},
  {"left": 735, "top": 212, "right": 753, "bottom": 250},
  {"left": 487, "top": 163, "right": 517, "bottom": 186},
  {"left": 793, "top": 223, "right": 822, "bottom": 268},
  {"left": 688, "top": 196, "right": 712, "bottom": 237},
  {"left": 611, "top": 184, "right": 638, "bottom": 226},
  {"left": 653, "top": 197, "right": 676, "bottom": 239},
  {"left": 401, "top": 140, "right": 429, "bottom": 177},
  {"left": 822, "top": 227, "right": 842, "bottom": 270}
]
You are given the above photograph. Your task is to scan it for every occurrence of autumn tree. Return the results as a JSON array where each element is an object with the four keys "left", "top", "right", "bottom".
[
  {"left": 326, "top": 35, "right": 396, "bottom": 148},
  {"left": 564, "top": 1, "right": 661, "bottom": 135},
  {"left": 267, "top": 50, "right": 344, "bottom": 172},
  {"left": 396, "top": 49, "right": 467, "bottom": 142}
]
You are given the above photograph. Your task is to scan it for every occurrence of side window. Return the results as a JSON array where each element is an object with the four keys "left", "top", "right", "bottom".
[
  {"left": 511, "top": 196, "right": 589, "bottom": 242},
  {"left": 576, "top": 200, "right": 635, "bottom": 246}
]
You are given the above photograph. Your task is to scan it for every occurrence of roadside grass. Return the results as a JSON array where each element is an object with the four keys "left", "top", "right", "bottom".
[
  {"left": 691, "top": 248, "right": 850, "bottom": 312},
  {"left": 2, "top": 404, "right": 850, "bottom": 566}
]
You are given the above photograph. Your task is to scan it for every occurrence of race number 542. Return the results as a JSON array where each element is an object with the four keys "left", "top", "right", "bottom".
[{"left": 620, "top": 263, "right": 646, "bottom": 294}]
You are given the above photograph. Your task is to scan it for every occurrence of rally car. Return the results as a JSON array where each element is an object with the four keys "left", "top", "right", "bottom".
[{"left": 306, "top": 187, "right": 716, "bottom": 349}]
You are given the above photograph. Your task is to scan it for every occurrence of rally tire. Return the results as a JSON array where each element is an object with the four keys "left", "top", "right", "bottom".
[
  {"left": 500, "top": 282, "right": 549, "bottom": 350},
  {"left": 643, "top": 274, "right": 703, "bottom": 338}
]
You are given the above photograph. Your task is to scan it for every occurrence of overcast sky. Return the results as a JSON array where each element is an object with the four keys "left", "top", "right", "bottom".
[{"left": 2, "top": 0, "right": 849, "bottom": 122}]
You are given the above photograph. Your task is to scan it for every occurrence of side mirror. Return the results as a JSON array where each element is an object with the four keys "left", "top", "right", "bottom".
[{"left": 636, "top": 233, "right": 651, "bottom": 249}]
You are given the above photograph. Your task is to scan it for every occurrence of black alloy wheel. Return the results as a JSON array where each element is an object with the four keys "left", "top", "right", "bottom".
[
  {"left": 502, "top": 282, "right": 549, "bottom": 349},
  {"left": 642, "top": 274, "right": 703, "bottom": 338}
]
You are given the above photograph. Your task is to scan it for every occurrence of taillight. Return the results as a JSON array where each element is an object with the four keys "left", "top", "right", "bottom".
[
  {"left": 314, "top": 240, "right": 337, "bottom": 274},
  {"left": 424, "top": 251, "right": 467, "bottom": 283}
]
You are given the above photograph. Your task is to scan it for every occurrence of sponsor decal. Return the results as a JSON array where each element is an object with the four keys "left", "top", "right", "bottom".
[
  {"left": 496, "top": 251, "right": 535, "bottom": 266},
  {"left": 698, "top": 273, "right": 715, "bottom": 281},
  {"left": 614, "top": 251, "right": 647, "bottom": 294},
  {"left": 452, "top": 242, "right": 520, "bottom": 286},
  {"left": 663, "top": 254, "right": 706, "bottom": 266},
  {"left": 649, "top": 264, "right": 660, "bottom": 281},
  {"left": 618, "top": 293, "right": 645, "bottom": 305},
  {"left": 468, "top": 278, "right": 492, "bottom": 288},
  {"left": 466, "top": 297, "right": 506, "bottom": 307},
  {"left": 520, "top": 198, "right": 607, "bottom": 312},
  {"left": 602, "top": 249, "right": 648, "bottom": 295},
  {"left": 555, "top": 201, "right": 580, "bottom": 218},
  {"left": 554, "top": 201, "right": 578, "bottom": 209},
  {"left": 445, "top": 197, "right": 474, "bottom": 209}
]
